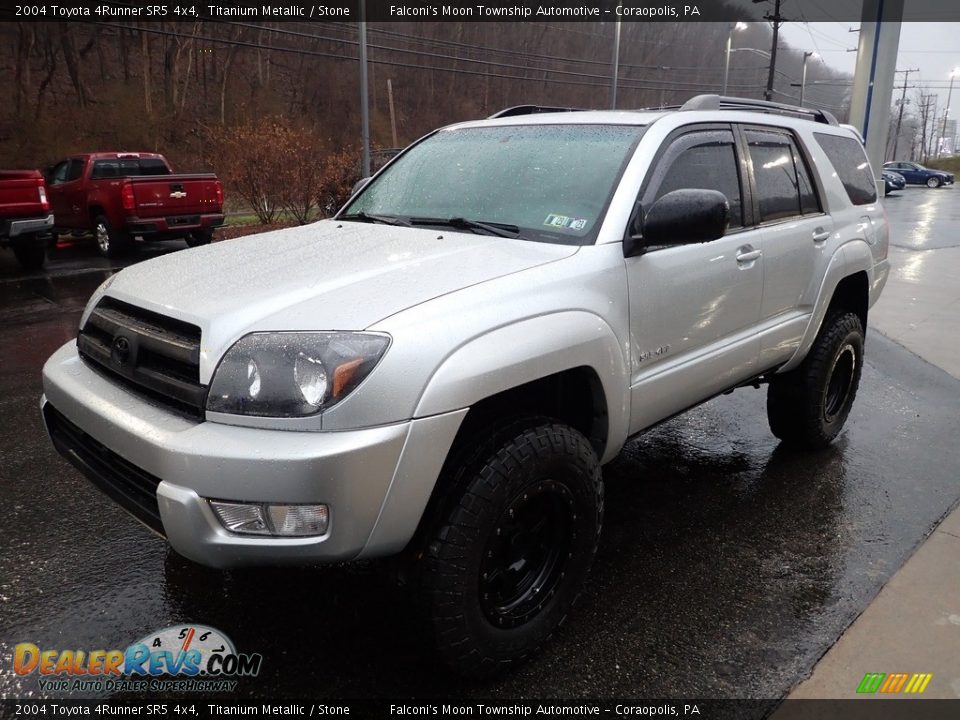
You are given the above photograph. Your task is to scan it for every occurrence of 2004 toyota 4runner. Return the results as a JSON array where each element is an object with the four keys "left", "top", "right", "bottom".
[{"left": 42, "top": 95, "right": 889, "bottom": 676}]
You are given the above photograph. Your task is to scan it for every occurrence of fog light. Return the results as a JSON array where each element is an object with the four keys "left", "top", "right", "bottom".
[
  {"left": 266, "top": 504, "right": 329, "bottom": 536},
  {"left": 210, "top": 502, "right": 269, "bottom": 535},
  {"left": 210, "top": 501, "right": 329, "bottom": 537}
]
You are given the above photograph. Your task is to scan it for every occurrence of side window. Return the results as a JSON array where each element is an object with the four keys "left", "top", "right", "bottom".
[
  {"left": 65, "top": 159, "right": 85, "bottom": 182},
  {"left": 651, "top": 130, "right": 744, "bottom": 229},
  {"left": 745, "top": 129, "right": 806, "bottom": 222},
  {"left": 50, "top": 161, "right": 69, "bottom": 185},
  {"left": 814, "top": 132, "right": 878, "bottom": 205},
  {"left": 793, "top": 143, "right": 821, "bottom": 215}
]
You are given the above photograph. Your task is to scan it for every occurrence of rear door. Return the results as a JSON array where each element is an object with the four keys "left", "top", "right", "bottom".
[
  {"left": 625, "top": 124, "right": 763, "bottom": 433},
  {"left": 740, "top": 126, "right": 830, "bottom": 369}
]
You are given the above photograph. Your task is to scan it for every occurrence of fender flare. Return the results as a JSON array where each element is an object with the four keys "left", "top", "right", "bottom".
[
  {"left": 414, "top": 310, "right": 630, "bottom": 463},
  {"left": 779, "top": 239, "right": 874, "bottom": 373}
]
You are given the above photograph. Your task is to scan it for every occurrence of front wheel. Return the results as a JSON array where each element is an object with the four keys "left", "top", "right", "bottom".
[
  {"left": 419, "top": 420, "right": 603, "bottom": 677},
  {"left": 926, "top": 176, "right": 942, "bottom": 188},
  {"left": 767, "top": 311, "right": 865, "bottom": 449}
]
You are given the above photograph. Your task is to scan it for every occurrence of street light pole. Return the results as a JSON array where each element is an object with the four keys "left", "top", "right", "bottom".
[
  {"left": 799, "top": 51, "right": 816, "bottom": 106},
  {"left": 722, "top": 22, "right": 747, "bottom": 96},
  {"left": 939, "top": 68, "right": 959, "bottom": 158}
]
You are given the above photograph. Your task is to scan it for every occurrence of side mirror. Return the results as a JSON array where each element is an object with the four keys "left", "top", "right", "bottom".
[
  {"left": 351, "top": 177, "right": 370, "bottom": 196},
  {"left": 639, "top": 189, "right": 729, "bottom": 249}
]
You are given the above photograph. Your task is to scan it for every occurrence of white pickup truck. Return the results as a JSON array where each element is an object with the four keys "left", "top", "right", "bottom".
[{"left": 42, "top": 96, "right": 889, "bottom": 676}]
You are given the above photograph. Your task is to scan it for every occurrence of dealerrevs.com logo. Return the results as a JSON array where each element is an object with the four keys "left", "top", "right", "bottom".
[{"left": 14, "top": 625, "right": 262, "bottom": 693}]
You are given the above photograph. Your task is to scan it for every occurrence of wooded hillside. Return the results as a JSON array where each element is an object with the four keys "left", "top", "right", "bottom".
[{"left": 0, "top": 20, "right": 854, "bottom": 174}]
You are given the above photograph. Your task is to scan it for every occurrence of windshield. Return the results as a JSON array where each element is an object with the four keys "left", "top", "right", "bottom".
[{"left": 341, "top": 124, "right": 645, "bottom": 244}]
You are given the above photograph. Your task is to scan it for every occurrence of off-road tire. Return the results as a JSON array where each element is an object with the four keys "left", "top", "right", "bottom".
[
  {"left": 419, "top": 420, "right": 603, "bottom": 678},
  {"left": 12, "top": 242, "right": 46, "bottom": 272},
  {"left": 94, "top": 215, "right": 129, "bottom": 258},
  {"left": 767, "top": 311, "right": 864, "bottom": 449}
]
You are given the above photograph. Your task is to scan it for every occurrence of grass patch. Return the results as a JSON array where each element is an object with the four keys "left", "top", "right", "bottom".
[{"left": 926, "top": 156, "right": 960, "bottom": 174}]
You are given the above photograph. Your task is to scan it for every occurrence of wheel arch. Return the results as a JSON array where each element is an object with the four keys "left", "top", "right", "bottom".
[{"left": 780, "top": 242, "right": 873, "bottom": 373}]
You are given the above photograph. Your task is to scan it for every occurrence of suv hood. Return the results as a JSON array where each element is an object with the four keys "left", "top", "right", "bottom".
[{"left": 102, "top": 220, "right": 578, "bottom": 376}]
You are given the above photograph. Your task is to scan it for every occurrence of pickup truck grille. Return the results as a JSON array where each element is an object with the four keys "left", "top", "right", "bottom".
[
  {"left": 77, "top": 297, "right": 206, "bottom": 418},
  {"left": 44, "top": 404, "right": 165, "bottom": 536}
]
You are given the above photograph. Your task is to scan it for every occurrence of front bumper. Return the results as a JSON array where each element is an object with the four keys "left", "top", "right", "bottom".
[{"left": 41, "top": 341, "right": 463, "bottom": 568}]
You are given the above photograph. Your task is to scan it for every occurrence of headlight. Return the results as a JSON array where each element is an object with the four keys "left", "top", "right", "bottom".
[{"left": 206, "top": 332, "right": 390, "bottom": 417}]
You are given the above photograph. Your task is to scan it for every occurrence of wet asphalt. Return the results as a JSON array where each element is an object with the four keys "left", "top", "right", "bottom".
[{"left": 2, "top": 192, "right": 960, "bottom": 704}]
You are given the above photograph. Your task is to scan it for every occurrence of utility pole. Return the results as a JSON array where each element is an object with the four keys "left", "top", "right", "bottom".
[
  {"left": 358, "top": 0, "right": 371, "bottom": 178},
  {"left": 939, "top": 68, "right": 959, "bottom": 157},
  {"left": 890, "top": 68, "right": 918, "bottom": 160},
  {"left": 753, "top": 0, "right": 785, "bottom": 102},
  {"left": 610, "top": 10, "right": 622, "bottom": 109},
  {"left": 918, "top": 93, "right": 935, "bottom": 163},
  {"left": 387, "top": 79, "right": 398, "bottom": 148}
]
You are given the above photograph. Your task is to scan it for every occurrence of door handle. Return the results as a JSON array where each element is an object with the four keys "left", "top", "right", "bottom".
[
  {"left": 813, "top": 227, "right": 831, "bottom": 243},
  {"left": 736, "top": 248, "right": 762, "bottom": 264}
]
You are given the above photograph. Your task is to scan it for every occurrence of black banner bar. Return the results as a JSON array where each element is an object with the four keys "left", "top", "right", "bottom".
[
  {"left": 4, "top": 700, "right": 960, "bottom": 720},
  {"left": 3, "top": 0, "right": 960, "bottom": 23}
]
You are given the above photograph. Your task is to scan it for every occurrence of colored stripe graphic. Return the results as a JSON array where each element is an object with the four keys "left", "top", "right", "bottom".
[
  {"left": 857, "top": 672, "right": 933, "bottom": 694},
  {"left": 857, "top": 673, "right": 886, "bottom": 693}
]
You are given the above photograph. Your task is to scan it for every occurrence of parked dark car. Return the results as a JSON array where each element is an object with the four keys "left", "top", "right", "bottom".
[
  {"left": 883, "top": 161, "right": 954, "bottom": 188},
  {"left": 882, "top": 170, "right": 906, "bottom": 194}
]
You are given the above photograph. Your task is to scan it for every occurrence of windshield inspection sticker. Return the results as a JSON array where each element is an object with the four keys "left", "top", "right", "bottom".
[{"left": 544, "top": 214, "right": 588, "bottom": 231}]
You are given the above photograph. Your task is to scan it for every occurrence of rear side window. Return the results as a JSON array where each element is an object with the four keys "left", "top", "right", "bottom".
[
  {"left": 814, "top": 133, "right": 877, "bottom": 205},
  {"left": 91, "top": 158, "right": 171, "bottom": 179},
  {"left": 745, "top": 129, "right": 821, "bottom": 222},
  {"left": 652, "top": 129, "right": 744, "bottom": 228}
]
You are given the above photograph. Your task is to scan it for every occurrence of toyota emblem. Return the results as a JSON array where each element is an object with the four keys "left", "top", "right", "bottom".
[{"left": 111, "top": 336, "right": 131, "bottom": 366}]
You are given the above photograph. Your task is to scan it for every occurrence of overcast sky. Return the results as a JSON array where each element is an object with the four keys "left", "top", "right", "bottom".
[{"left": 778, "top": 22, "right": 960, "bottom": 130}]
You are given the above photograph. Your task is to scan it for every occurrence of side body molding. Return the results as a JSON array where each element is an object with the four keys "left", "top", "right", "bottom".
[{"left": 415, "top": 311, "right": 631, "bottom": 464}]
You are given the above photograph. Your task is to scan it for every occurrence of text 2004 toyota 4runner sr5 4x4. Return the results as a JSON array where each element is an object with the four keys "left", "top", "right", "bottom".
[{"left": 42, "top": 96, "right": 889, "bottom": 676}]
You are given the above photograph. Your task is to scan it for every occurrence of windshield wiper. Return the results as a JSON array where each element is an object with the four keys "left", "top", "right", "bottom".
[
  {"left": 340, "top": 211, "right": 411, "bottom": 227},
  {"left": 410, "top": 216, "right": 522, "bottom": 239}
]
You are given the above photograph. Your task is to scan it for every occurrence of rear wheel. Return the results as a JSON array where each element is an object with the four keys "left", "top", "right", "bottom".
[
  {"left": 927, "top": 176, "right": 942, "bottom": 188},
  {"left": 12, "top": 242, "right": 46, "bottom": 272},
  {"left": 767, "top": 311, "right": 864, "bottom": 449},
  {"left": 93, "top": 215, "right": 129, "bottom": 258},
  {"left": 419, "top": 420, "right": 603, "bottom": 677},
  {"left": 186, "top": 229, "right": 213, "bottom": 247}
]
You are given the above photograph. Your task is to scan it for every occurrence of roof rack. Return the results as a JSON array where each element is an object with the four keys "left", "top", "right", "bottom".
[
  {"left": 677, "top": 94, "right": 839, "bottom": 126},
  {"left": 488, "top": 105, "right": 580, "bottom": 119}
]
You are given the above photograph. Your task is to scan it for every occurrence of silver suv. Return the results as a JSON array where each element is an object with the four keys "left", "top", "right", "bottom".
[{"left": 42, "top": 95, "right": 889, "bottom": 676}]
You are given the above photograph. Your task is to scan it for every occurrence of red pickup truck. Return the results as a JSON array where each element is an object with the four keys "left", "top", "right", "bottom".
[
  {"left": 45, "top": 152, "right": 224, "bottom": 257},
  {"left": 0, "top": 169, "right": 54, "bottom": 271}
]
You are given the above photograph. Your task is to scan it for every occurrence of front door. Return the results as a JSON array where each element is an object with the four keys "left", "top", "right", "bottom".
[{"left": 625, "top": 126, "right": 763, "bottom": 434}]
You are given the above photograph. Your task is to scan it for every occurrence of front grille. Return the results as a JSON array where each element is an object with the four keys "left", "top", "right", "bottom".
[
  {"left": 78, "top": 297, "right": 205, "bottom": 417},
  {"left": 44, "top": 404, "right": 165, "bottom": 536}
]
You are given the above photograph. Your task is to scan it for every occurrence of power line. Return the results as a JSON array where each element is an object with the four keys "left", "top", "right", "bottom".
[{"left": 96, "top": 22, "right": 765, "bottom": 96}]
